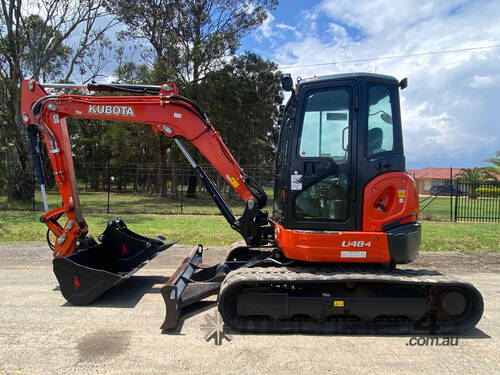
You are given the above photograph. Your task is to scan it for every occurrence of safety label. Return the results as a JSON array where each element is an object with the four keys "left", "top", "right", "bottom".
[
  {"left": 291, "top": 174, "right": 302, "bottom": 190},
  {"left": 228, "top": 177, "right": 239, "bottom": 188}
]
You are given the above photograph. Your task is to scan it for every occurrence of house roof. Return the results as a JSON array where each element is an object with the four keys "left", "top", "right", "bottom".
[{"left": 406, "top": 167, "right": 462, "bottom": 180}]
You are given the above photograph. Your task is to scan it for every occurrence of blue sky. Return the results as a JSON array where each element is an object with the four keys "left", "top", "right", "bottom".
[{"left": 237, "top": 0, "right": 500, "bottom": 169}]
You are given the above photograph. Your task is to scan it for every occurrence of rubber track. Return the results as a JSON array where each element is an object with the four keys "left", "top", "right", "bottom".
[{"left": 218, "top": 266, "right": 484, "bottom": 334}]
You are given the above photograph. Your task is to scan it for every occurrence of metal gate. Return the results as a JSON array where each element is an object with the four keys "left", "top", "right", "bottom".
[{"left": 454, "top": 181, "right": 500, "bottom": 222}]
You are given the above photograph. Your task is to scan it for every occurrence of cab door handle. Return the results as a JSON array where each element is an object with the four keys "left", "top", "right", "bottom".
[{"left": 341, "top": 126, "right": 349, "bottom": 151}]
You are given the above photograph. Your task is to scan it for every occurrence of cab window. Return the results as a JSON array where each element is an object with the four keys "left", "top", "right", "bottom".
[
  {"left": 299, "top": 88, "right": 350, "bottom": 164},
  {"left": 366, "top": 85, "right": 396, "bottom": 157}
]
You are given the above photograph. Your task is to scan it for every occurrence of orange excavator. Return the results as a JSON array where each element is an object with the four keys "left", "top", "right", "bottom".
[{"left": 21, "top": 73, "right": 483, "bottom": 334}]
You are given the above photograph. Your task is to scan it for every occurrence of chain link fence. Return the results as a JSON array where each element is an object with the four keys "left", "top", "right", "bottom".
[
  {"left": 1, "top": 161, "right": 275, "bottom": 216},
  {"left": 2, "top": 159, "right": 499, "bottom": 222}
]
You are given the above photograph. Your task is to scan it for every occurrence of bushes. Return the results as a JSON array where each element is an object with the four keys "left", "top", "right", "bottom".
[{"left": 475, "top": 187, "right": 500, "bottom": 197}]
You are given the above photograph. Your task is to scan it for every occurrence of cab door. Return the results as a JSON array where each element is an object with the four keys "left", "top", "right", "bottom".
[{"left": 285, "top": 80, "right": 357, "bottom": 231}]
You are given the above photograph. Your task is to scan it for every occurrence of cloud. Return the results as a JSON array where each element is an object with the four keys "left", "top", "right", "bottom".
[
  {"left": 270, "top": 0, "right": 500, "bottom": 168},
  {"left": 276, "top": 23, "right": 300, "bottom": 38},
  {"left": 469, "top": 74, "right": 500, "bottom": 89},
  {"left": 327, "top": 23, "right": 349, "bottom": 43},
  {"left": 256, "top": 12, "right": 275, "bottom": 41}
]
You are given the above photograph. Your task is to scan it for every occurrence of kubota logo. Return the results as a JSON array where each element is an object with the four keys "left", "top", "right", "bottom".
[{"left": 88, "top": 105, "right": 135, "bottom": 116}]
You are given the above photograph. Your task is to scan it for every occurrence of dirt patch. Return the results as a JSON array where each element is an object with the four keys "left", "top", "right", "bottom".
[{"left": 76, "top": 330, "right": 131, "bottom": 362}]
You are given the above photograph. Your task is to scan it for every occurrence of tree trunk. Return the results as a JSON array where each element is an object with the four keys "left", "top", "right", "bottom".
[
  {"left": 170, "top": 166, "right": 178, "bottom": 199},
  {"left": 186, "top": 170, "right": 197, "bottom": 198},
  {"left": 6, "top": 150, "right": 13, "bottom": 202}
]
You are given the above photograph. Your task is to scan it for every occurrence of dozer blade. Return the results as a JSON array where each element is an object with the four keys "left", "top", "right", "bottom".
[
  {"left": 53, "top": 218, "right": 176, "bottom": 305},
  {"left": 160, "top": 244, "right": 222, "bottom": 330},
  {"left": 160, "top": 245, "right": 271, "bottom": 330}
]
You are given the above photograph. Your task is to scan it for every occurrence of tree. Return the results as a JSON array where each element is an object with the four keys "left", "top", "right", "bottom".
[
  {"left": 20, "top": 0, "right": 116, "bottom": 82},
  {"left": 109, "top": 0, "right": 278, "bottom": 84},
  {"left": 456, "top": 167, "right": 497, "bottom": 199},
  {"left": 197, "top": 52, "right": 282, "bottom": 166},
  {"left": 109, "top": 0, "right": 277, "bottom": 197},
  {"left": 483, "top": 150, "right": 500, "bottom": 176},
  {"left": 0, "top": 0, "right": 116, "bottom": 202}
]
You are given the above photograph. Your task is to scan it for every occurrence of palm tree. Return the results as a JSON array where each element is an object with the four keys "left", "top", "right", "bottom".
[
  {"left": 483, "top": 150, "right": 500, "bottom": 176},
  {"left": 456, "top": 167, "right": 496, "bottom": 199}
]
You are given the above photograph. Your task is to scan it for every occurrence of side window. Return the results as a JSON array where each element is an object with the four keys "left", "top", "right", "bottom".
[
  {"left": 299, "top": 88, "right": 350, "bottom": 164},
  {"left": 366, "top": 85, "right": 395, "bottom": 157}
]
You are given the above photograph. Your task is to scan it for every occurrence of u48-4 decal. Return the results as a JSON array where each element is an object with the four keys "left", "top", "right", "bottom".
[{"left": 341, "top": 240, "right": 371, "bottom": 248}]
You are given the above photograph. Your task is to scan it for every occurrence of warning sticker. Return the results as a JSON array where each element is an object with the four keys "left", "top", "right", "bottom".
[
  {"left": 334, "top": 300, "right": 344, "bottom": 307},
  {"left": 228, "top": 177, "right": 240, "bottom": 188},
  {"left": 398, "top": 190, "right": 406, "bottom": 198},
  {"left": 291, "top": 174, "right": 302, "bottom": 190}
]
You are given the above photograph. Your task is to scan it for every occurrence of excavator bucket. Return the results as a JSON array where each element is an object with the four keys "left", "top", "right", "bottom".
[{"left": 53, "top": 218, "right": 176, "bottom": 305}]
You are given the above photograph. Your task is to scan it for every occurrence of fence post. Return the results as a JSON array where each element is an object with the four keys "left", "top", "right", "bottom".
[
  {"left": 454, "top": 180, "right": 459, "bottom": 222},
  {"left": 180, "top": 172, "right": 184, "bottom": 214},
  {"left": 107, "top": 161, "right": 110, "bottom": 214},
  {"left": 32, "top": 160, "right": 36, "bottom": 211},
  {"left": 450, "top": 166, "right": 453, "bottom": 221}
]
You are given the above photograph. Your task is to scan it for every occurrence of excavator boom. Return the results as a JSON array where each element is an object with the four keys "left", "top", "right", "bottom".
[
  {"left": 21, "top": 79, "right": 271, "bottom": 309},
  {"left": 22, "top": 79, "right": 270, "bottom": 258}
]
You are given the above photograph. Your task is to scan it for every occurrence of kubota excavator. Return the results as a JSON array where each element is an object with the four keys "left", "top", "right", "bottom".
[{"left": 20, "top": 73, "right": 483, "bottom": 334}]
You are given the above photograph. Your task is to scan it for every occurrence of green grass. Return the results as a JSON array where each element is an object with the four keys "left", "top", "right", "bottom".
[
  {"left": 6, "top": 190, "right": 249, "bottom": 215},
  {"left": 0, "top": 210, "right": 498, "bottom": 252},
  {"left": 0, "top": 211, "right": 241, "bottom": 246},
  {"left": 419, "top": 196, "right": 455, "bottom": 220},
  {"left": 420, "top": 195, "right": 500, "bottom": 221},
  {"left": 420, "top": 221, "right": 499, "bottom": 252},
  {"left": 5, "top": 186, "right": 275, "bottom": 215}
]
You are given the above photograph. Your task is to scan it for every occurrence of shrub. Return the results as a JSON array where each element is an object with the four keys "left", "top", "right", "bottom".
[{"left": 475, "top": 187, "right": 500, "bottom": 197}]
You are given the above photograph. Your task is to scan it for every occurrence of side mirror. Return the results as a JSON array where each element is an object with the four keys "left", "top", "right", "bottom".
[
  {"left": 281, "top": 74, "right": 293, "bottom": 92},
  {"left": 399, "top": 77, "right": 408, "bottom": 90}
]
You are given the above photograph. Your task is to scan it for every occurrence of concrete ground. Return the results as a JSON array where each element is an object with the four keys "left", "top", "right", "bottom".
[{"left": 0, "top": 242, "right": 498, "bottom": 375}]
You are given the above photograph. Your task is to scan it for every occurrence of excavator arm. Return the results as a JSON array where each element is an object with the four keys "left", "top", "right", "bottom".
[{"left": 21, "top": 79, "right": 271, "bottom": 258}]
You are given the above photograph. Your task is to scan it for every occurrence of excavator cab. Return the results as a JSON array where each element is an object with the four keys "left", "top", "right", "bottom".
[
  {"left": 274, "top": 73, "right": 405, "bottom": 229},
  {"left": 272, "top": 73, "right": 420, "bottom": 264}
]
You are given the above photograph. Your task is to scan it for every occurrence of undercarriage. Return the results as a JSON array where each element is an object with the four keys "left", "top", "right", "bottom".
[{"left": 160, "top": 243, "right": 484, "bottom": 334}]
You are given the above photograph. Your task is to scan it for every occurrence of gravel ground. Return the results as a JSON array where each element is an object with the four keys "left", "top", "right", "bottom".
[{"left": 0, "top": 242, "right": 498, "bottom": 375}]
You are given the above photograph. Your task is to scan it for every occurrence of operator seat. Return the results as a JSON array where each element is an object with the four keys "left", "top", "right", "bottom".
[{"left": 367, "top": 127, "right": 384, "bottom": 155}]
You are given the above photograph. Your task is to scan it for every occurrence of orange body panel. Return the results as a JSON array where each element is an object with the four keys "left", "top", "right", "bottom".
[
  {"left": 274, "top": 172, "right": 419, "bottom": 263},
  {"left": 274, "top": 223, "right": 390, "bottom": 263},
  {"left": 362, "top": 172, "right": 419, "bottom": 232}
]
